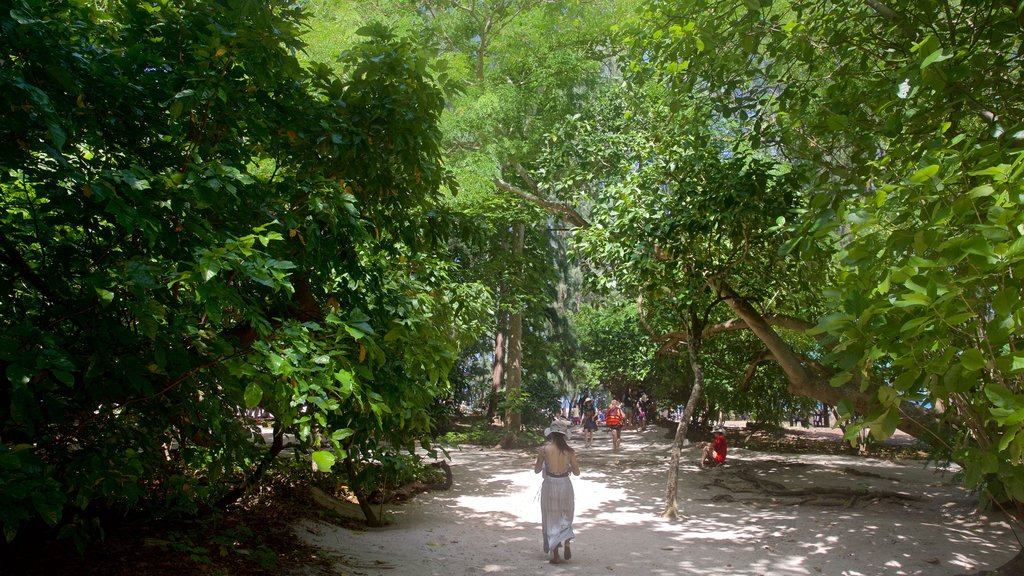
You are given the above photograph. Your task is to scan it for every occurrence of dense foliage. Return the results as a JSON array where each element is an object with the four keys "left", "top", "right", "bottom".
[
  {"left": 626, "top": 0, "right": 1024, "bottom": 510},
  {"left": 4, "top": 0, "right": 1022, "bottom": 560},
  {"left": 0, "top": 0, "right": 487, "bottom": 543}
]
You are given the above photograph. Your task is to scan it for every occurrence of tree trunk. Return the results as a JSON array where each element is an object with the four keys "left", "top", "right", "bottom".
[
  {"left": 214, "top": 425, "right": 284, "bottom": 510},
  {"left": 487, "top": 308, "right": 507, "bottom": 422},
  {"left": 343, "top": 451, "right": 381, "bottom": 527},
  {"left": 475, "top": 37, "right": 487, "bottom": 82},
  {"left": 663, "top": 336, "right": 705, "bottom": 520},
  {"left": 710, "top": 278, "right": 944, "bottom": 445},
  {"left": 501, "top": 309, "right": 523, "bottom": 447},
  {"left": 501, "top": 223, "right": 525, "bottom": 448}
]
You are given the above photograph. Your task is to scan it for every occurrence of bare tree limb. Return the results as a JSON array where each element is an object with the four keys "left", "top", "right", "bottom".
[
  {"left": 863, "top": 0, "right": 917, "bottom": 36},
  {"left": 702, "top": 314, "right": 817, "bottom": 338},
  {"left": 493, "top": 177, "right": 589, "bottom": 228},
  {"left": 512, "top": 161, "right": 539, "bottom": 192},
  {"left": 740, "top": 351, "right": 776, "bottom": 390}
]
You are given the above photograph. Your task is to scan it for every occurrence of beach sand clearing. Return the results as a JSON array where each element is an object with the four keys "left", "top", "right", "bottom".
[{"left": 295, "top": 426, "right": 1019, "bottom": 576}]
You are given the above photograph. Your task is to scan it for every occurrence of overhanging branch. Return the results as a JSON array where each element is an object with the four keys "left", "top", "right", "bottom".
[
  {"left": 493, "top": 177, "right": 589, "bottom": 228},
  {"left": 702, "top": 314, "right": 817, "bottom": 338}
]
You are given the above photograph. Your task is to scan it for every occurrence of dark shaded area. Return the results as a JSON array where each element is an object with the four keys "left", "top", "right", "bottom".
[
  {"left": 969, "top": 547, "right": 1024, "bottom": 576},
  {"left": 1, "top": 481, "right": 335, "bottom": 576}
]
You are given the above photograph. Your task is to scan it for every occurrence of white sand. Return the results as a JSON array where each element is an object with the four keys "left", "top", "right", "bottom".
[{"left": 294, "top": 426, "right": 1020, "bottom": 575}]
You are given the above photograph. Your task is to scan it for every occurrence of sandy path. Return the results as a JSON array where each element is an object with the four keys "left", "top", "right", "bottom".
[{"left": 295, "top": 426, "right": 1019, "bottom": 575}]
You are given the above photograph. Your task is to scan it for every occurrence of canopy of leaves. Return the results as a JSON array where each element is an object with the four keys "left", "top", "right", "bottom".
[
  {"left": 624, "top": 0, "right": 1024, "bottom": 507},
  {"left": 0, "top": 0, "right": 487, "bottom": 544}
]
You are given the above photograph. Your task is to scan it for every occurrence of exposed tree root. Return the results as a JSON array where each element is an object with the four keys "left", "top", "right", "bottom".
[
  {"left": 842, "top": 466, "right": 896, "bottom": 481},
  {"left": 702, "top": 464, "right": 920, "bottom": 508}
]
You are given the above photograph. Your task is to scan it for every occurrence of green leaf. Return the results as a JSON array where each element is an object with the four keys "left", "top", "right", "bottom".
[
  {"left": 985, "top": 383, "right": 1018, "bottom": 409},
  {"left": 992, "top": 287, "right": 1018, "bottom": 316},
  {"left": 1012, "top": 354, "right": 1024, "bottom": 373},
  {"left": 979, "top": 451, "right": 999, "bottom": 474},
  {"left": 943, "top": 312, "right": 974, "bottom": 325},
  {"left": 331, "top": 428, "right": 355, "bottom": 442},
  {"left": 266, "top": 353, "right": 286, "bottom": 373},
  {"left": 877, "top": 386, "right": 898, "bottom": 406},
  {"left": 31, "top": 494, "right": 63, "bottom": 527},
  {"left": 95, "top": 288, "right": 115, "bottom": 303},
  {"left": 344, "top": 324, "right": 367, "bottom": 339},
  {"left": 969, "top": 164, "right": 1010, "bottom": 180},
  {"left": 920, "top": 48, "right": 952, "bottom": 69},
  {"left": 333, "top": 369, "right": 355, "bottom": 396},
  {"left": 900, "top": 316, "right": 931, "bottom": 333},
  {"left": 962, "top": 236, "right": 996, "bottom": 258},
  {"left": 829, "top": 372, "right": 852, "bottom": 387},
  {"left": 867, "top": 408, "right": 900, "bottom": 441},
  {"left": 909, "top": 165, "right": 939, "bottom": 183},
  {"left": 244, "top": 383, "right": 263, "bottom": 408},
  {"left": 903, "top": 277, "right": 927, "bottom": 294},
  {"left": 893, "top": 293, "right": 931, "bottom": 307},
  {"left": 960, "top": 348, "right": 986, "bottom": 371},
  {"left": 968, "top": 184, "right": 994, "bottom": 198},
  {"left": 998, "top": 427, "right": 1020, "bottom": 452},
  {"left": 311, "top": 451, "right": 336, "bottom": 472}
]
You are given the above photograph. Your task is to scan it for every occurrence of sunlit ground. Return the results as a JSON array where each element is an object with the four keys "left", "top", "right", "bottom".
[{"left": 296, "top": 426, "right": 1018, "bottom": 575}]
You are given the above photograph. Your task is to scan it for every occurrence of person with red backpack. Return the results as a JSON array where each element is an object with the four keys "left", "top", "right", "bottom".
[{"left": 604, "top": 399, "right": 625, "bottom": 451}]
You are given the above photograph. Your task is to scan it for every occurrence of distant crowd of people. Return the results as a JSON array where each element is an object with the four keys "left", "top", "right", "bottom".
[{"left": 570, "top": 390, "right": 656, "bottom": 436}]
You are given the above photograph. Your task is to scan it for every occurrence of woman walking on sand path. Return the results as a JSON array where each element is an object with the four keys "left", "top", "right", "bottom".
[
  {"left": 581, "top": 398, "right": 598, "bottom": 448},
  {"left": 534, "top": 419, "right": 580, "bottom": 564}
]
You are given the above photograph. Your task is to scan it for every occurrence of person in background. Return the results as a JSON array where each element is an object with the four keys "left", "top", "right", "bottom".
[
  {"left": 700, "top": 425, "right": 728, "bottom": 469},
  {"left": 622, "top": 389, "right": 634, "bottom": 429},
  {"left": 635, "top": 393, "right": 649, "bottom": 431},
  {"left": 534, "top": 419, "right": 580, "bottom": 564},
  {"left": 581, "top": 398, "right": 598, "bottom": 448},
  {"left": 604, "top": 399, "right": 625, "bottom": 451}
]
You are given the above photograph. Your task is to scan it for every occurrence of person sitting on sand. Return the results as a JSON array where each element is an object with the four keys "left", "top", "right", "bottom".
[
  {"left": 700, "top": 425, "right": 727, "bottom": 469},
  {"left": 534, "top": 419, "right": 580, "bottom": 564}
]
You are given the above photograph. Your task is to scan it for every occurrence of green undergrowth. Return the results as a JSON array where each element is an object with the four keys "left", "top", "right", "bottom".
[{"left": 440, "top": 418, "right": 546, "bottom": 448}]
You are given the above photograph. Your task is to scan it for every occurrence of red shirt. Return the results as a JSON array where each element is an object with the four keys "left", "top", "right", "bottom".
[{"left": 712, "top": 435, "right": 727, "bottom": 463}]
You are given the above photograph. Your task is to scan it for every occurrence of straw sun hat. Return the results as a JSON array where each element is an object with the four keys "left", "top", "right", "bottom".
[{"left": 544, "top": 419, "right": 571, "bottom": 440}]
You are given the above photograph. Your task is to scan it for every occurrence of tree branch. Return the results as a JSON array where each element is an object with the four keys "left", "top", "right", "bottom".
[
  {"left": 493, "top": 177, "right": 589, "bottom": 228},
  {"left": 702, "top": 314, "right": 817, "bottom": 338},
  {"left": 512, "top": 161, "right": 539, "bottom": 192},
  {"left": 740, "top": 351, "right": 776, "bottom": 391},
  {"left": 863, "top": 0, "right": 917, "bottom": 36}
]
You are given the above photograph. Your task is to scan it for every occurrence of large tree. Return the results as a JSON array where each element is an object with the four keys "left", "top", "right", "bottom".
[
  {"left": 0, "top": 0, "right": 486, "bottom": 541},
  {"left": 566, "top": 86, "right": 806, "bottom": 517},
  {"left": 404, "top": 0, "right": 626, "bottom": 444},
  {"left": 625, "top": 0, "right": 1024, "bottom": 526}
]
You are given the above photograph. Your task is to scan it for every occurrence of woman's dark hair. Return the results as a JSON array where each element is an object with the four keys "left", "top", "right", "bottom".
[{"left": 548, "top": 432, "right": 574, "bottom": 454}]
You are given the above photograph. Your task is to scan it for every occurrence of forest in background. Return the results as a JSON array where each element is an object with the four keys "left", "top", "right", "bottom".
[{"left": 2, "top": 0, "right": 1022, "bottom": 569}]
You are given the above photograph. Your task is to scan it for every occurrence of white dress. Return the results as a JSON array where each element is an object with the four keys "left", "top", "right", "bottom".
[{"left": 540, "top": 466, "right": 575, "bottom": 552}]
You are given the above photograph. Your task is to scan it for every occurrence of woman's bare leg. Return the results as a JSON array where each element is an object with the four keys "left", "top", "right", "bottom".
[{"left": 550, "top": 544, "right": 561, "bottom": 564}]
